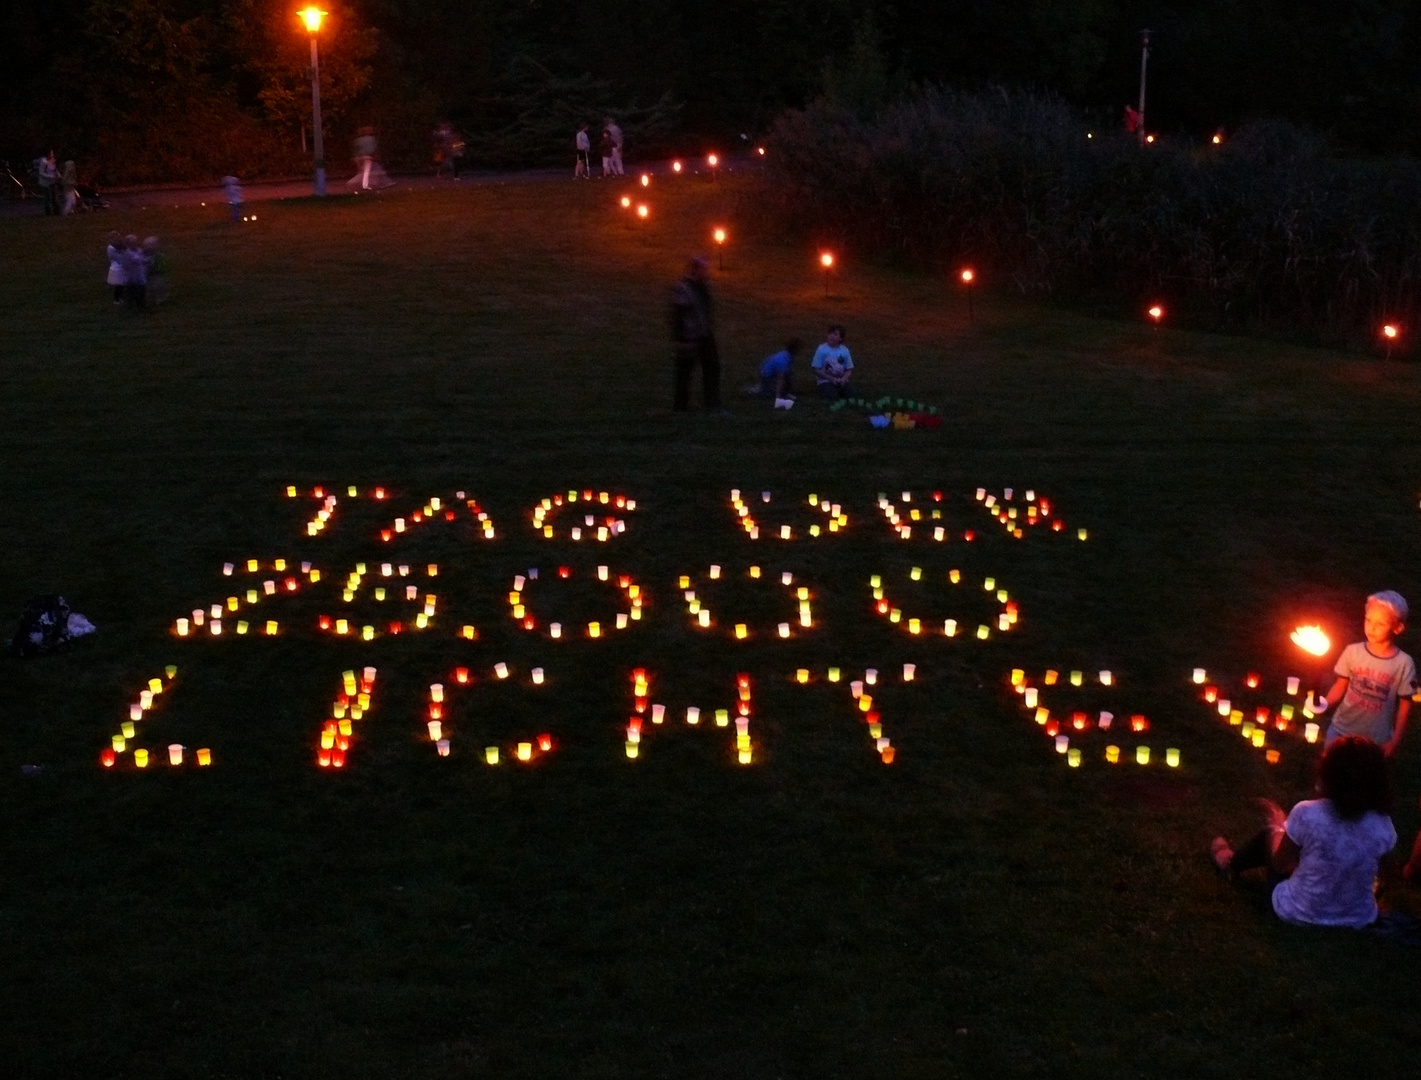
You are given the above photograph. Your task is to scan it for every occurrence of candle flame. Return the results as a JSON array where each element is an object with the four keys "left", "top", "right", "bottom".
[{"left": 1291, "top": 624, "right": 1331, "bottom": 656}]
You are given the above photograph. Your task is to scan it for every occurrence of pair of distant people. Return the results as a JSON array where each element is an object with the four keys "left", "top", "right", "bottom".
[
  {"left": 752, "top": 325, "right": 855, "bottom": 400},
  {"left": 576, "top": 120, "right": 623, "bottom": 178}
]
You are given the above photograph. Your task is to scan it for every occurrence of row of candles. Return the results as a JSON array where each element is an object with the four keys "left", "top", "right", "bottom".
[
  {"left": 681, "top": 564, "right": 813, "bottom": 637},
  {"left": 315, "top": 667, "right": 377, "bottom": 767},
  {"left": 173, "top": 557, "right": 319, "bottom": 637},
  {"left": 382, "top": 494, "right": 495, "bottom": 542},
  {"left": 507, "top": 566, "right": 642, "bottom": 637},
  {"left": 100, "top": 666, "right": 214, "bottom": 768},
  {"left": 729, "top": 489, "right": 849, "bottom": 541},
  {"left": 871, "top": 567, "right": 1017, "bottom": 639},
  {"left": 1009, "top": 667, "right": 1179, "bottom": 768},
  {"left": 423, "top": 662, "right": 552, "bottom": 762},
  {"left": 623, "top": 669, "right": 759, "bottom": 763},
  {"left": 279, "top": 485, "right": 1087, "bottom": 545},
  {"left": 1191, "top": 667, "right": 1318, "bottom": 765},
  {"left": 532, "top": 490, "right": 636, "bottom": 541}
]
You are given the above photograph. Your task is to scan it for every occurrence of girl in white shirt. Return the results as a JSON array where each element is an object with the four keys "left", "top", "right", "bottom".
[{"left": 1212, "top": 736, "right": 1396, "bottom": 927}]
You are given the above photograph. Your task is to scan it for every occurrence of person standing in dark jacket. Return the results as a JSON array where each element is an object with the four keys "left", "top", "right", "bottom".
[{"left": 670, "top": 257, "right": 723, "bottom": 411}]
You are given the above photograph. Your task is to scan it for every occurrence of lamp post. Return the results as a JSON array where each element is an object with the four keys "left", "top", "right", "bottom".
[
  {"left": 960, "top": 267, "right": 976, "bottom": 322},
  {"left": 1137, "top": 29, "right": 1151, "bottom": 147},
  {"left": 820, "top": 251, "right": 834, "bottom": 297},
  {"left": 713, "top": 227, "right": 727, "bottom": 271},
  {"left": 1382, "top": 323, "right": 1400, "bottom": 360},
  {"left": 300, "top": 8, "right": 327, "bottom": 196}
]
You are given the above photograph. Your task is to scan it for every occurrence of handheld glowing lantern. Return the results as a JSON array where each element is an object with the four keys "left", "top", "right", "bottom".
[{"left": 1291, "top": 625, "right": 1330, "bottom": 657}]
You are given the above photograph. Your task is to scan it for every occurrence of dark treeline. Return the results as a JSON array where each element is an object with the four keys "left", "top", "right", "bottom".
[
  {"left": 3, "top": 1, "right": 1421, "bottom": 185},
  {"left": 755, "top": 88, "right": 1421, "bottom": 343}
]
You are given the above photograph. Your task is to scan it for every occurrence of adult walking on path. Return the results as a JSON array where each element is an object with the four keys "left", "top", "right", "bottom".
[
  {"left": 670, "top": 256, "right": 723, "bottom": 412},
  {"left": 605, "top": 118, "right": 625, "bottom": 175},
  {"left": 37, "top": 152, "right": 59, "bottom": 215}
]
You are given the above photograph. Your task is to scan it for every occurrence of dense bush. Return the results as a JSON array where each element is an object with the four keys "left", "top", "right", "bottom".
[{"left": 753, "top": 88, "right": 1421, "bottom": 342}]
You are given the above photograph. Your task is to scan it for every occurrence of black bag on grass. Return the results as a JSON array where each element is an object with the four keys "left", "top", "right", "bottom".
[{"left": 7, "top": 595, "right": 92, "bottom": 657}]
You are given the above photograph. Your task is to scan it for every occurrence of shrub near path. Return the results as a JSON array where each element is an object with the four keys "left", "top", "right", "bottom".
[{"left": 2, "top": 177, "right": 1421, "bottom": 1078}]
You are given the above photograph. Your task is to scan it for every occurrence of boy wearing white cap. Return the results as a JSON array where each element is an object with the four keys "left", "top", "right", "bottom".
[{"left": 1315, "top": 591, "right": 1415, "bottom": 757}]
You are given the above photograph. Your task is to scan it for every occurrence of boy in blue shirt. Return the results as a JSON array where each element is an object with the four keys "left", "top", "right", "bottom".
[{"left": 755, "top": 337, "right": 802, "bottom": 398}]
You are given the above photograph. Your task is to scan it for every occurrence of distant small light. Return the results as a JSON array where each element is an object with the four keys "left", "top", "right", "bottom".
[
  {"left": 1383, "top": 323, "right": 1400, "bottom": 340},
  {"left": 620, "top": 196, "right": 631, "bottom": 208},
  {"left": 636, "top": 203, "right": 649, "bottom": 219},
  {"left": 960, "top": 268, "right": 975, "bottom": 284},
  {"left": 1146, "top": 134, "right": 1156, "bottom": 144},
  {"left": 640, "top": 173, "right": 650, "bottom": 187},
  {"left": 820, "top": 252, "right": 834, "bottom": 268},
  {"left": 756, "top": 146, "right": 765, "bottom": 155},
  {"left": 708, "top": 154, "right": 719, "bottom": 167},
  {"left": 672, "top": 160, "right": 682, "bottom": 172},
  {"left": 1212, "top": 133, "right": 1223, "bottom": 145},
  {"left": 1087, "top": 132, "right": 1094, "bottom": 139},
  {"left": 1148, "top": 304, "right": 1164, "bottom": 322}
]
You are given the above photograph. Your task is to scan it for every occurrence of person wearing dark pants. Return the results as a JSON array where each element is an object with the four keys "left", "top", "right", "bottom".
[{"left": 670, "top": 257, "right": 723, "bottom": 411}]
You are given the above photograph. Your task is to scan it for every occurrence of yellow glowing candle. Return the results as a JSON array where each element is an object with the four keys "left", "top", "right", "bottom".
[
  {"left": 121, "top": 721, "right": 135, "bottom": 739},
  {"left": 112, "top": 734, "right": 126, "bottom": 752},
  {"left": 236, "top": 620, "right": 249, "bottom": 635},
  {"left": 518, "top": 742, "right": 532, "bottom": 761},
  {"left": 944, "top": 619, "right": 957, "bottom": 636},
  {"left": 1136, "top": 746, "right": 1150, "bottom": 765},
  {"left": 796, "top": 669, "right": 809, "bottom": 683},
  {"left": 176, "top": 618, "right": 189, "bottom": 636},
  {"left": 976, "top": 625, "right": 989, "bottom": 639},
  {"left": 1166, "top": 748, "right": 1181, "bottom": 767},
  {"left": 715, "top": 709, "right": 730, "bottom": 727},
  {"left": 196, "top": 748, "right": 211, "bottom": 766},
  {"left": 336, "top": 619, "right": 349, "bottom": 635},
  {"left": 485, "top": 746, "right": 499, "bottom": 764},
  {"left": 1069, "top": 670, "right": 1083, "bottom": 686},
  {"left": 735, "top": 623, "right": 748, "bottom": 639},
  {"left": 428, "top": 720, "right": 442, "bottom": 741},
  {"left": 134, "top": 749, "right": 149, "bottom": 768},
  {"left": 828, "top": 667, "right": 841, "bottom": 682}
]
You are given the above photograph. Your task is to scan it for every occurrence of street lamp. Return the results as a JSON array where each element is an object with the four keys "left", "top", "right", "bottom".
[
  {"left": 819, "top": 251, "right": 834, "bottom": 297},
  {"left": 960, "top": 267, "right": 976, "bottom": 322},
  {"left": 713, "top": 227, "right": 727, "bottom": 270},
  {"left": 299, "top": 8, "right": 327, "bottom": 196},
  {"left": 1382, "top": 322, "right": 1400, "bottom": 360}
]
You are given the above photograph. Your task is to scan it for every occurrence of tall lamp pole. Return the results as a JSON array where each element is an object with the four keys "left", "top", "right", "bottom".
[
  {"left": 300, "top": 8, "right": 327, "bottom": 195},
  {"left": 1137, "top": 29, "right": 1151, "bottom": 146}
]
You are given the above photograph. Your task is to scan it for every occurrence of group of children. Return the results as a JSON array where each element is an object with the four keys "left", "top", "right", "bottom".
[
  {"left": 1213, "top": 590, "right": 1421, "bottom": 928},
  {"left": 750, "top": 324, "right": 857, "bottom": 402},
  {"left": 104, "top": 232, "right": 166, "bottom": 311}
]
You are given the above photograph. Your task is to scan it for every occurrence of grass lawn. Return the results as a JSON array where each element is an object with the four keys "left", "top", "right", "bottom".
[{"left": 3, "top": 173, "right": 1421, "bottom": 1079}]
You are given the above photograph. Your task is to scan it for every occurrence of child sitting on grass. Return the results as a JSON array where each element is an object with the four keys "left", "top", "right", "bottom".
[
  {"left": 811, "top": 325, "right": 854, "bottom": 399},
  {"left": 1211, "top": 736, "right": 1396, "bottom": 928},
  {"left": 753, "top": 337, "right": 802, "bottom": 398},
  {"left": 1312, "top": 591, "right": 1415, "bottom": 758}
]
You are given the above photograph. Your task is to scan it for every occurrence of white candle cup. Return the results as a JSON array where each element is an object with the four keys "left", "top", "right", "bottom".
[
  {"left": 903, "top": 664, "right": 916, "bottom": 681},
  {"left": 1286, "top": 677, "right": 1301, "bottom": 695},
  {"left": 686, "top": 707, "right": 700, "bottom": 725}
]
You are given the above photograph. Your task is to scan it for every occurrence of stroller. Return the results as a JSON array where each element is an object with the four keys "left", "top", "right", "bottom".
[{"left": 73, "top": 180, "right": 108, "bottom": 212}]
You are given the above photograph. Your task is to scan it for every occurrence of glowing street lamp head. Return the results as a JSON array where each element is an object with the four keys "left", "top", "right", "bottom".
[
  {"left": 1212, "top": 133, "right": 1223, "bottom": 145},
  {"left": 1383, "top": 323, "right": 1400, "bottom": 340},
  {"left": 298, "top": 6, "right": 325, "bottom": 32},
  {"left": 672, "top": 160, "right": 682, "bottom": 173},
  {"left": 640, "top": 173, "right": 650, "bottom": 187},
  {"left": 619, "top": 195, "right": 631, "bottom": 208},
  {"left": 707, "top": 153, "right": 719, "bottom": 167},
  {"left": 820, "top": 252, "right": 834, "bottom": 269},
  {"left": 1148, "top": 304, "right": 1164, "bottom": 322},
  {"left": 636, "top": 203, "right": 649, "bottom": 219},
  {"left": 756, "top": 146, "right": 766, "bottom": 156},
  {"left": 713, "top": 227, "right": 726, "bottom": 244},
  {"left": 1145, "top": 134, "right": 1156, "bottom": 144},
  {"left": 960, "top": 268, "right": 975, "bottom": 284},
  {"left": 1291, "top": 624, "right": 1331, "bottom": 657}
]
